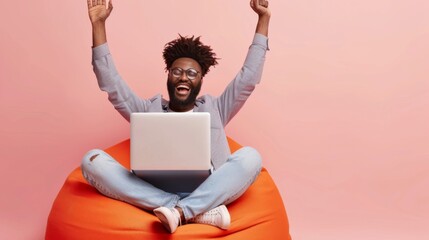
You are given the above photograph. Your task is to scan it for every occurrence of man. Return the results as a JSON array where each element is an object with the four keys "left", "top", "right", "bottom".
[{"left": 82, "top": 0, "right": 271, "bottom": 234}]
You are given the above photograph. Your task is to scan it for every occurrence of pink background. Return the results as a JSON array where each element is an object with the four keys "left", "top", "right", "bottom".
[{"left": 1, "top": 0, "right": 428, "bottom": 239}]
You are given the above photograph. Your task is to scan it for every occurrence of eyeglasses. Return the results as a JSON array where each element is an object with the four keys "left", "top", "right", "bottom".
[{"left": 169, "top": 67, "right": 200, "bottom": 80}]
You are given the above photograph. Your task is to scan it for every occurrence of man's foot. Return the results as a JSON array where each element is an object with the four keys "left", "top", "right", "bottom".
[
  {"left": 153, "top": 207, "right": 181, "bottom": 233},
  {"left": 189, "top": 205, "right": 231, "bottom": 230}
]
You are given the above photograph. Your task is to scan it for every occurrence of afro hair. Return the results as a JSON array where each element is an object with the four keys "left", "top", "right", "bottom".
[{"left": 163, "top": 35, "right": 219, "bottom": 77}]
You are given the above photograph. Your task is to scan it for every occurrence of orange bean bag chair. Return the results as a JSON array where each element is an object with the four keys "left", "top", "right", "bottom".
[{"left": 46, "top": 138, "right": 291, "bottom": 239}]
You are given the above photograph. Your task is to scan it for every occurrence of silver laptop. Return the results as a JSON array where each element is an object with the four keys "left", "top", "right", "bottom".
[{"left": 130, "top": 112, "right": 211, "bottom": 194}]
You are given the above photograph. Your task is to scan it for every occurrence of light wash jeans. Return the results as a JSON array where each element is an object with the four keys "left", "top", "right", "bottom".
[{"left": 81, "top": 146, "right": 262, "bottom": 220}]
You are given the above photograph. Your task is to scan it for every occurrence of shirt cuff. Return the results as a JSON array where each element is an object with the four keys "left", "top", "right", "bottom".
[
  {"left": 92, "top": 43, "right": 110, "bottom": 60},
  {"left": 253, "top": 33, "right": 270, "bottom": 51}
]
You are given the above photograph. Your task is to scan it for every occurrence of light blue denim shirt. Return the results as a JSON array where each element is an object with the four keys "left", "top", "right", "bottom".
[{"left": 92, "top": 34, "right": 269, "bottom": 169}]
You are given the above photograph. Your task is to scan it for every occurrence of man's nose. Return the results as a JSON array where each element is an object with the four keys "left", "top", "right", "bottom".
[{"left": 179, "top": 72, "right": 188, "bottom": 81}]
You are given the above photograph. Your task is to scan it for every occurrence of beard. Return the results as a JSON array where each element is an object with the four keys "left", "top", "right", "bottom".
[{"left": 167, "top": 79, "right": 202, "bottom": 109}]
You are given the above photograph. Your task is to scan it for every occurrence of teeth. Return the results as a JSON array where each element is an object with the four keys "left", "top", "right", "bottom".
[{"left": 177, "top": 85, "right": 190, "bottom": 90}]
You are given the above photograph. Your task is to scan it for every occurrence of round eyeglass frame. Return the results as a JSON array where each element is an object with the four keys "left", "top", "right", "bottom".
[{"left": 169, "top": 67, "right": 201, "bottom": 80}]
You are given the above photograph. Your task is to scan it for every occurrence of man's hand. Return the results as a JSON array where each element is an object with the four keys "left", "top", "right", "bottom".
[
  {"left": 87, "top": 0, "right": 113, "bottom": 47},
  {"left": 250, "top": 0, "right": 271, "bottom": 36},
  {"left": 87, "top": 0, "right": 113, "bottom": 25},
  {"left": 250, "top": 0, "right": 271, "bottom": 18}
]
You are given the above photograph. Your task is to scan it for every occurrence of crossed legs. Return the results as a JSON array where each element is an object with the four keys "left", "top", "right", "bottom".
[{"left": 81, "top": 146, "right": 262, "bottom": 223}]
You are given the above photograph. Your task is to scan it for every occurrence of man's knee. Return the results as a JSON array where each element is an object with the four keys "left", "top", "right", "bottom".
[
  {"left": 234, "top": 146, "right": 262, "bottom": 175},
  {"left": 81, "top": 149, "right": 105, "bottom": 176}
]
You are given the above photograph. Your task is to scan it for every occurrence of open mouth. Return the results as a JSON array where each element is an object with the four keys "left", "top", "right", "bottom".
[{"left": 176, "top": 84, "right": 190, "bottom": 96}]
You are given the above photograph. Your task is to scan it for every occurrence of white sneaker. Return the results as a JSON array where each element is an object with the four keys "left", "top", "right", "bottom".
[
  {"left": 153, "top": 207, "right": 181, "bottom": 233},
  {"left": 189, "top": 205, "right": 231, "bottom": 230}
]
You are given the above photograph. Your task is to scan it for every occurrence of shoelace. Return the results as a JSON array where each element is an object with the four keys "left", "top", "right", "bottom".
[{"left": 192, "top": 209, "right": 220, "bottom": 225}]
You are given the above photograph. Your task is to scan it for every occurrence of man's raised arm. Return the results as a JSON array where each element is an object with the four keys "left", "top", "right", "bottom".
[
  {"left": 86, "top": 0, "right": 150, "bottom": 120},
  {"left": 215, "top": 0, "right": 271, "bottom": 126}
]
